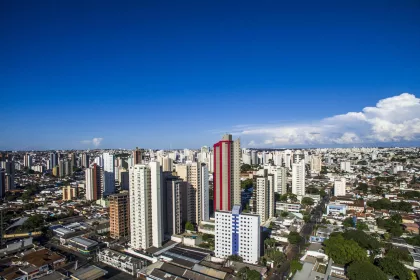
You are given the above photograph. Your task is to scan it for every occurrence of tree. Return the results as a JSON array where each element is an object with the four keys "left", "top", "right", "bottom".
[
  {"left": 287, "top": 232, "right": 302, "bottom": 245},
  {"left": 324, "top": 234, "right": 368, "bottom": 265},
  {"left": 281, "top": 211, "right": 289, "bottom": 217},
  {"left": 301, "top": 197, "right": 314, "bottom": 207},
  {"left": 342, "top": 230, "right": 380, "bottom": 255},
  {"left": 376, "top": 257, "right": 412, "bottom": 280},
  {"left": 237, "top": 267, "right": 261, "bottom": 280},
  {"left": 227, "top": 254, "right": 243, "bottom": 262},
  {"left": 356, "top": 222, "right": 369, "bottom": 231},
  {"left": 279, "top": 194, "right": 288, "bottom": 202},
  {"left": 290, "top": 260, "right": 303, "bottom": 274},
  {"left": 342, "top": 217, "right": 355, "bottom": 228},
  {"left": 185, "top": 221, "right": 195, "bottom": 231},
  {"left": 347, "top": 261, "right": 388, "bottom": 280},
  {"left": 264, "top": 238, "right": 277, "bottom": 249},
  {"left": 22, "top": 214, "right": 45, "bottom": 231},
  {"left": 241, "top": 178, "right": 253, "bottom": 190},
  {"left": 386, "top": 247, "right": 413, "bottom": 264},
  {"left": 289, "top": 193, "right": 298, "bottom": 203},
  {"left": 405, "top": 235, "right": 420, "bottom": 246},
  {"left": 241, "top": 164, "right": 252, "bottom": 172}
]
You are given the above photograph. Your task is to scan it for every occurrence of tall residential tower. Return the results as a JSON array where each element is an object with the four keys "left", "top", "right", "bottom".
[{"left": 213, "top": 134, "right": 241, "bottom": 211}]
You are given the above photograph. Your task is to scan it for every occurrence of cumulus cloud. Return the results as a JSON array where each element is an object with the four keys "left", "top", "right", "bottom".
[
  {"left": 81, "top": 137, "right": 103, "bottom": 147},
  {"left": 236, "top": 93, "right": 420, "bottom": 147}
]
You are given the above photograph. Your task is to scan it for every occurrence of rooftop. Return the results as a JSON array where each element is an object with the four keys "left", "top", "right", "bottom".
[
  {"left": 21, "top": 248, "right": 65, "bottom": 267},
  {"left": 71, "top": 265, "right": 107, "bottom": 280}
]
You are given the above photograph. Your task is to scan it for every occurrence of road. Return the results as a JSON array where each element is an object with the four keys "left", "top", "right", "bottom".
[{"left": 269, "top": 196, "right": 327, "bottom": 279}]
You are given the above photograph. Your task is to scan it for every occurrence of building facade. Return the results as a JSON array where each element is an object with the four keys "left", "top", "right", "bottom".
[
  {"left": 213, "top": 134, "right": 241, "bottom": 211},
  {"left": 334, "top": 178, "right": 346, "bottom": 196},
  {"left": 129, "top": 162, "right": 162, "bottom": 250},
  {"left": 215, "top": 205, "right": 260, "bottom": 264},
  {"left": 109, "top": 192, "right": 130, "bottom": 239},
  {"left": 292, "top": 161, "right": 305, "bottom": 196}
]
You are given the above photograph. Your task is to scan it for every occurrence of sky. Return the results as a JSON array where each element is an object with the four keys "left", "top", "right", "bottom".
[{"left": 1, "top": 0, "right": 420, "bottom": 150}]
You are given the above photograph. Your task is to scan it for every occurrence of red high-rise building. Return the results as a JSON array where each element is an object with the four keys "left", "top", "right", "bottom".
[{"left": 213, "top": 134, "right": 241, "bottom": 211}]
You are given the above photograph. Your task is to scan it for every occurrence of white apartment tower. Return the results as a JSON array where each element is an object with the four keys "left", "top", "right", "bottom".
[
  {"left": 340, "top": 161, "right": 351, "bottom": 173},
  {"left": 334, "top": 178, "right": 346, "bottom": 196},
  {"left": 275, "top": 166, "right": 287, "bottom": 194},
  {"left": 215, "top": 205, "right": 260, "bottom": 264},
  {"left": 310, "top": 155, "right": 322, "bottom": 173},
  {"left": 255, "top": 171, "right": 275, "bottom": 224},
  {"left": 292, "top": 161, "right": 305, "bottom": 196},
  {"left": 129, "top": 162, "right": 162, "bottom": 250}
]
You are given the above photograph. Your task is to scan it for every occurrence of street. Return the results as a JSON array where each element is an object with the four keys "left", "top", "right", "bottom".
[{"left": 269, "top": 196, "right": 327, "bottom": 279}]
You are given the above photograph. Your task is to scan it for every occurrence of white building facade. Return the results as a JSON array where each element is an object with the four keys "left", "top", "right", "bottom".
[
  {"left": 215, "top": 205, "right": 260, "bottom": 264},
  {"left": 129, "top": 162, "right": 162, "bottom": 250},
  {"left": 292, "top": 161, "right": 305, "bottom": 196},
  {"left": 334, "top": 178, "right": 346, "bottom": 196}
]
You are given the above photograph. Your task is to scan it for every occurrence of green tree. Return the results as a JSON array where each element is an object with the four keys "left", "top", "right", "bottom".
[
  {"left": 386, "top": 247, "right": 413, "bottom": 264},
  {"left": 342, "top": 217, "right": 355, "bottom": 228},
  {"left": 324, "top": 234, "right": 368, "bottom": 265},
  {"left": 290, "top": 260, "right": 303, "bottom": 274},
  {"left": 241, "top": 164, "right": 252, "bottom": 172},
  {"left": 376, "top": 257, "right": 412, "bottom": 280},
  {"left": 287, "top": 232, "right": 302, "bottom": 245},
  {"left": 237, "top": 267, "right": 261, "bottom": 280},
  {"left": 301, "top": 197, "right": 314, "bottom": 207},
  {"left": 356, "top": 222, "right": 369, "bottom": 231},
  {"left": 342, "top": 230, "right": 380, "bottom": 253},
  {"left": 185, "top": 221, "right": 195, "bottom": 231},
  {"left": 241, "top": 178, "right": 254, "bottom": 190},
  {"left": 347, "top": 261, "right": 388, "bottom": 280}
]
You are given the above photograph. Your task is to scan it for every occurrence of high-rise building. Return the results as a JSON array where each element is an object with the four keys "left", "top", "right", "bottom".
[
  {"left": 255, "top": 170, "right": 275, "bottom": 224},
  {"left": 213, "top": 134, "right": 241, "bottom": 211},
  {"left": 310, "top": 155, "right": 322, "bottom": 173},
  {"left": 119, "top": 169, "right": 129, "bottom": 190},
  {"left": 109, "top": 192, "right": 130, "bottom": 239},
  {"left": 133, "top": 147, "right": 142, "bottom": 165},
  {"left": 62, "top": 185, "right": 78, "bottom": 201},
  {"left": 292, "top": 161, "right": 305, "bottom": 196},
  {"left": 129, "top": 162, "right": 162, "bottom": 250},
  {"left": 292, "top": 151, "right": 304, "bottom": 164},
  {"left": 251, "top": 150, "right": 257, "bottom": 166},
  {"left": 161, "top": 156, "right": 173, "bottom": 172},
  {"left": 49, "top": 153, "right": 58, "bottom": 169},
  {"left": 85, "top": 163, "right": 103, "bottom": 200},
  {"left": 24, "top": 153, "right": 32, "bottom": 169},
  {"left": 275, "top": 166, "right": 287, "bottom": 194},
  {"left": 82, "top": 153, "right": 90, "bottom": 168},
  {"left": 284, "top": 150, "right": 292, "bottom": 169},
  {"left": 201, "top": 164, "right": 210, "bottom": 222},
  {"left": 340, "top": 161, "right": 351, "bottom": 173},
  {"left": 175, "top": 162, "right": 209, "bottom": 224},
  {"left": 1, "top": 161, "right": 15, "bottom": 191},
  {"left": 0, "top": 169, "right": 5, "bottom": 198},
  {"left": 334, "top": 178, "right": 346, "bottom": 196},
  {"left": 103, "top": 153, "right": 115, "bottom": 195},
  {"left": 215, "top": 205, "right": 260, "bottom": 264},
  {"left": 165, "top": 176, "right": 188, "bottom": 236}
]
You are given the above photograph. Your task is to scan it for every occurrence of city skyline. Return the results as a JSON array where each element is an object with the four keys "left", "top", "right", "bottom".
[{"left": 1, "top": 1, "right": 420, "bottom": 150}]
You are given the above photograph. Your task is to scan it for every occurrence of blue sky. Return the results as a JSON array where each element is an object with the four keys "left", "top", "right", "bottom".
[{"left": 1, "top": 0, "right": 420, "bottom": 150}]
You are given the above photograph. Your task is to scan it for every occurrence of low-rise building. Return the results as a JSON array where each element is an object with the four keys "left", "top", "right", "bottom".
[
  {"left": 98, "top": 248, "right": 149, "bottom": 276},
  {"left": 276, "top": 202, "right": 301, "bottom": 213}
]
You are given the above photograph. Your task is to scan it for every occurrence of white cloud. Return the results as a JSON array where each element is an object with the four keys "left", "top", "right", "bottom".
[
  {"left": 236, "top": 93, "right": 420, "bottom": 147},
  {"left": 81, "top": 137, "right": 103, "bottom": 147}
]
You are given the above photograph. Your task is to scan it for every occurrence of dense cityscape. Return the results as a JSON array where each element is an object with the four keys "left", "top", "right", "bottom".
[
  {"left": 2, "top": 1, "right": 420, "bottom": 280},
  {"left": 0, "top": 139, "right": 419, "bottom": 280}
]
